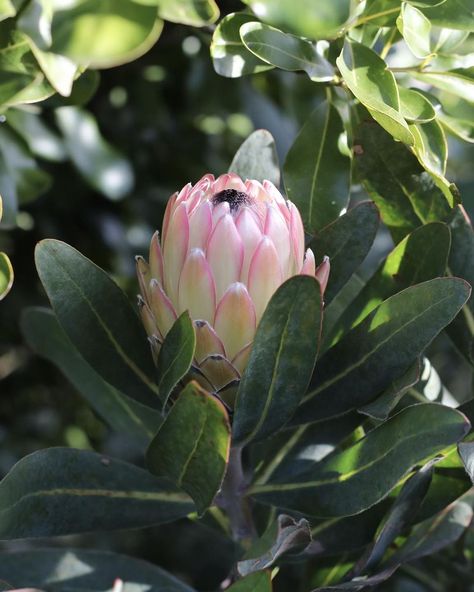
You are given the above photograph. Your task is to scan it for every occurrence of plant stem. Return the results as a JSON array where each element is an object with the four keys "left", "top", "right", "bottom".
[{"left": 218, "top": 446, "right": 256, "bottom": 549}]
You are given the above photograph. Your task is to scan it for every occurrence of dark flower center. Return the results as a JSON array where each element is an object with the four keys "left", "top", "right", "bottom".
[{"left": 211, "top": 189, "right": 251, "bottom": 213}]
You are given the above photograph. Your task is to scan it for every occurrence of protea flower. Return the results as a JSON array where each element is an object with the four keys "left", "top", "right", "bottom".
[{"left": 137, "top": 173, "right": 329, "bottom": 398}]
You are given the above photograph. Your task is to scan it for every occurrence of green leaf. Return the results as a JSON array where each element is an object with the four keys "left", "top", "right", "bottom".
[
  {"left": 34, "top": 239, "right": 159, "bottom": 408},
  {"left": 229, "top": 129, "right": 280, "bottom": 187},
  {"left": 386, "top": 497, "right": 474, "bottom": 565},
  {"left": 0, "top": 548, "right": 195, "bottom": 591},
  {"left": 21, "top": 307, "right": 162, "bottom": 445},
  {"left": 240, "top": 22, "right": 334, "bottom": 82},
  {"left": 440, "top": 112, "right": 474, "bottom": 143},
  {"left": 329, "top": 222, "right": 451, "bottom": 342},
  {"left": 211, "top": 12, "right": 273, "bottom": 78},
  {"left": 237, "top": 514, "right": 311, "bottom": 576},
  {"left": 156, "top": 311, "right": 196, "bottom": 408},
  {"left": 309, "top": 201, "right": 379, "bottom": 304},
  {"left": 0, "top": 251, "right": 13, "bottom": 300},
  {"left": 354, "top": 119, "right": 452, "bottom": 243},
  {"left": 336, "top": 40, "right": 414, "bottom": 145},
  {"left": 241, "top": 0, "right": 351, "bottom": 39},
  {"left": 359, "top": 359, "right": 421, "bottom": 420},
  {"left": 446, "top": 207, "right": 474, "bottom": 365},
  {"left": 50, "top": 0, "right": 164, "bottom": 68},
  {"left": 226, "top": 572, "right": 272, "bottom": 592},
  {"left": 6, "top": 108, "right": 66, "bottom": 161},
  {"left": 292, "top": 278, "right": 470, "bottom": 424},
  {"left": 412, "top": 68, "right": 474, "bottom": 103},
  {"left": 397, "top": 2, "right": 432, "bottom": 58},
  {"left": 55, "top": 106, "right": 134, "bottom": 200},
  {"left": 17, "top": 0, "right": 53, "bottom": 50},
  {"left": 250, "top": 403, "right": 470, "bottom": 517},
  {"left": 0, "top": 447, "right": 193, "bottom": 538},
  {"left": 146, "top": 381, "right": 230, "bottom": 516},
  {"left": 420, "top": 0, "right": 474, "bottom": 30},
  {"left": 153, "top": 0, "right": 219, "bottom": 26},
  {"left": 283, "top": 101, "right": 350, "bottom": 232},
  {"left": 233, "top": 276, "right": 322, "bottom": 445},
  {"left": 398, "top": 87, "right": 436, "bottom": 123},
  {"left": 29, "top": 45, "right": 78, "bottom": 97}
]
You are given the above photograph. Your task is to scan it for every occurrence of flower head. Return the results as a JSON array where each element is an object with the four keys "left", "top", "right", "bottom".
[{"left": 137, "top": 173, "right": 329, "bottom": 395}]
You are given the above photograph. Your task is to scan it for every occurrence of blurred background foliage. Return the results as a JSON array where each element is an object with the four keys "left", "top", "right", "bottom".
[{"left": 0, "top": 0, "right": 473, "bottom": 590}]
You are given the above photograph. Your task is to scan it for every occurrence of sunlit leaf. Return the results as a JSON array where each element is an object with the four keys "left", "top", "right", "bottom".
[{"left": 397, "top": 2, "right": 432, "bottom": 58}]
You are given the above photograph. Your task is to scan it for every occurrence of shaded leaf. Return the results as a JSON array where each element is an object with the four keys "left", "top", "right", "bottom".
[
  {"left": 0, "top": 447, "right": 193, "bottom": 539},
  {"left": 0, "top": 548, "right": 195, "bottom": 591},
  {"left": 309, "top": 201, "right": 379, "bottom": 305},
  {"left": 458, "top": 442, "right": 474, "bottom": 482},
  {"left": 284, "top": 101, "right": 350, "bottom": 232},
  {"left": 21, "top": 307, "right": 161, "bottom": 446},
  {"left": 229, "top": 129, "right": 280, "bottom": 187},
  {"left": 420, "top": 0, "right": 474, "bottom": 30},
  {"left": 293, "top": 278, "right": 470, "bottom": 424},
  {"left": 240, "top": 22, "right": 334, "bottom": 82},
  {"left": 354, "top": 119, "right": 453, "bottom": 243},
  {"left": 156, "top": 311, "right": 196, "bottom": 408},
  {"left": 226, "top": 572, "right": 272, "bottom": 592},
  {"left": 0, "top": 251, "right": 13, "bottom": 300},
  {"left": 233, "top": 276, "right": 322, "bottom": 445},
  {"left": 238, "top": 514, "right": 311, "bottom": 576},
  {"left": 211, "top": 12, "right": 273, "bottom": 78},
  {"left": 146, "top": 381, "right": 230, "bottom": 515},
  {"left": 398, "top": 87, "right": 436, "bottom": 123},
  {"left": 6, "top": 109, "right": 66, "bottom": 162},
  {"left": 35, "top": 240, "right": 159, "bottom": 408},
  {"left": 250, "top": 404, "right": 469, "bottom": 518},
  {"left": 337, "top": 40, "right": 413, "bottom": 145},
  {"left": 55, "top": 107, "right": 134, "bottom": 200}
]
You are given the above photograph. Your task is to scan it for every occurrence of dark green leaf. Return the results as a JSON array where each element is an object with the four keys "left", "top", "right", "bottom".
[
  {"left": 446, "top": 206, "right": 474, "bottom": 365},
  {"left": 211, "top": 12, "right": 273, "bottom": 78},
  {"left": 35, "top": 239, "right": 159, "bottom": 408},
  {"left": 336, "top": 40, "right": 413, "bottom": 145},
  {"left": 238, "top": 514, "right": 311, "bottom": 576},
  {"left": 250, "top": 403, "right": 469, "bottom": 517},
  {"left": 284, "top": 101, "right": 350, "bottom": 232},
  {"left": 0, "top": 447, "right": 193, "bottom": 538},
  {"left": 312, "top": 567, "right": 398, "bottom": 590},
  {"left": 241, "top": 0, "right": 351, "bottom": 39},
  {"left": 229, "top": 129, "right": 280, "bottom": 187},
  {"left": 21, "top": 307, "right": 161, "bottom": 446},
  {"left": 226, "top": 571, "right": 272, "bottom": 592},
  {"left": 293, "top": 278, "right": 470, "bottom": 424},
  {"left": 329, "top": 222, "right": 451, "bottom": 342},
  {"left": 240, "top": 22, "right": 334, "bottom": 82},
  {"left": 459, "top": 442, "right": 474, "bottom": 482},
  {"left": 233, "top": 276, "right": 322, "bottom": 445},
  {"left": 55, "top": 106, "right": 134, "bottom": 200},
  {"left": 354, "top": 119, "right": 453, "bottom": 243},
  {"left": 156, "top": 311, "right": 196, "bottom": 408},
  {"left": 0, "top": 548, "right": 195, "bottom": 591},
  {"left": 359, "top": 360, "right": 421, "bottom": 420},
  {"left": 50, "top": 0, "right": 163, "bottom": 68},
  {"left": 146, "top": 381, "right": 230, "bottom": 515},
  {"left": 154, "top": 0, "right": 219, "bottom": 26},
  {"left": 309, "top": 201, "right": 379, "bottom": 304}
]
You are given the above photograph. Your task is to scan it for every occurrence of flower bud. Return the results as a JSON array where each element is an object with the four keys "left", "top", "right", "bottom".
[{"left": 138, "top": 173, "right": 329, "bottom": 395}]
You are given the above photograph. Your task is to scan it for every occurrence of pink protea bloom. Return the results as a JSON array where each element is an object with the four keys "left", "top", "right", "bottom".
[{"left": 137, "top": 173, "right": 329, "bottom": 396}]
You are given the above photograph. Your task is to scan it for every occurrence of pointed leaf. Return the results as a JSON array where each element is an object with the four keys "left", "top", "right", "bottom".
[
  {"left": 21, "top": 307, "right": 161, "bottom": 446},
  {"left": 0, "top": 448, "right": 193, "bottom": 539},
  {"left": 146, "top": 381, "right": 230, "bottom": 515},
  {"left": 250, "top": 404, "right": 470, "bottom": 517},
  {"left": 397, "top": 2, "right": 432, "bottom": 58},
  {"left": 35, "top": 239, "right": 159, "bottom": 408},
  {"left": 233, "top": 276, "right": 322, "bottom": 445},
  {"left": 156, "top": 311, "right": 196, "bottom": 408},
  {"left": 229, "top": 129, "right": 280, "bottom": 187},
  {"left": 284, "top": 101, "right": 350, "bottom": 232},
  {"left": 309, "top": 201, "right": 379, "bottom": 304},
  {"left": 240, "top": 22, "right": 334, "bottom": 82},
  {"left": 293, "top": 278, "right": 470, "bottom": 424}
]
